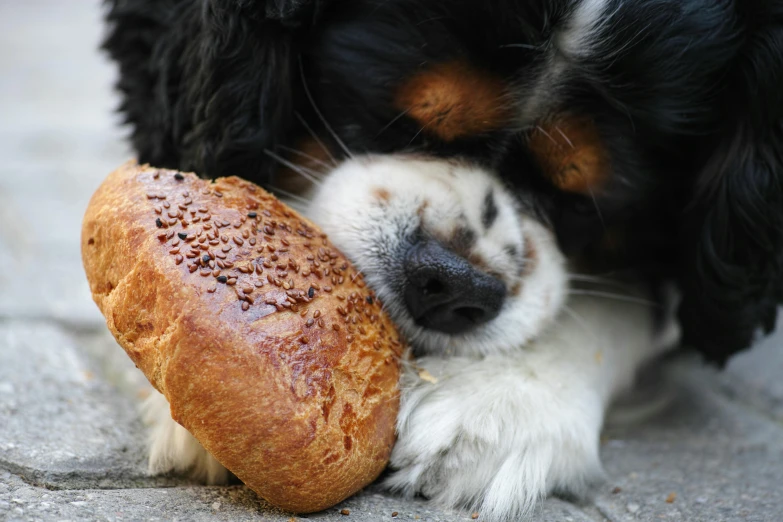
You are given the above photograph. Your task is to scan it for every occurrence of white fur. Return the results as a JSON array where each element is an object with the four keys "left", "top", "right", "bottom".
[
  {"left": 517, "top": 0, "right": 613, "bottom": 123},
  {"left": 307, "top": 155, "right": 568, "bottom": 357},
  {"left": 143, "top": 390, "right": 229, "bottom": 484},
  {"left": 142, "top": 153, "right": 679, "bottom": 521},
  {"left": 557, "top": 0, "right": 612, "bottom": 58},
  {"left": 386, "top": 295, "right": 678, "bottom": 521}
]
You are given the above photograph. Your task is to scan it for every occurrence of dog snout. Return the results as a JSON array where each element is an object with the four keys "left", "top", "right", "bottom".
[{"left": 403, "top": 239, "right": 506, "bottom": 334}]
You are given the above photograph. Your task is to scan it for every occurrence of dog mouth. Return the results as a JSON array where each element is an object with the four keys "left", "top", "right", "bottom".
[{"left": 410, "top": 303, "right": 499, "bottom": 334}]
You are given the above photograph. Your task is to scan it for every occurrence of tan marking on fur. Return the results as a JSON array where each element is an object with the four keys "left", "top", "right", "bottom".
[
  {"left": 395, "top": 62, "right": 512, "bottom": 142},
  {"left": 373, "top": 188, "right": 392, "bottom": 203},
  {"left": 528, "top": 115, "right": 611, "bottom": 194},
  {"left": 417, "top": 200, "right": 429, "bottom": 219},
  {"left": 275, "top": 138, "right": 334, "bottom": 195},
  {"left": 468, "top": 252, "right": 491, "bottom": 273},
  {"left": 521, "top": 235, "right": 538, "bottom": 277}
]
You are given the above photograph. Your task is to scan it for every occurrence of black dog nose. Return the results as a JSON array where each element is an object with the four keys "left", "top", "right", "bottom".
[{"left": 403, "top": 239, "right": 506, "bottom": 334}]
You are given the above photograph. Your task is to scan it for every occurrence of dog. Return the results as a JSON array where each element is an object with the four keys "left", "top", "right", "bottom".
[{"left": 103, "top": 0, "right": 783, "bottom": 519}]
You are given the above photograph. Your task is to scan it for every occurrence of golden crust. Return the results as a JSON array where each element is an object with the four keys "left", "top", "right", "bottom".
[{"left": 81, "top": 161, "right": 403, "bottom": 513}]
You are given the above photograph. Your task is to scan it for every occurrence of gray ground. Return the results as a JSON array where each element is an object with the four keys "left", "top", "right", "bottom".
[{"left": 1, "top": 2, "right": 782, "bottom": 521}]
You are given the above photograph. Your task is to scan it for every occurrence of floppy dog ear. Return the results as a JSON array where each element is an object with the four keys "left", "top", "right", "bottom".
[
  {"left": 179, "top": 0, "right": 331, "bottom": 182},
  {"left": 678, "top": 22, "right": 783, "bottom": 365},
  {"left": 104, "top": 0, "right": 329, "bottom": 183}
]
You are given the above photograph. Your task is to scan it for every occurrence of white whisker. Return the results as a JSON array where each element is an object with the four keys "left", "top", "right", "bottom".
[
  {"left": 568, "top": 274, "right": 615, "bottom": 284},
  {"left": 561, "top": 305, "right": 599, "bottom": 341},
  {"left": 568, "top": 289, "right": 658, "bottom": 307},
  {"left": 298, "top": 59, "right": 354, "bottom": 159},
  {"left": 377, "top": 108, "right": 411, "bottom": 138},
  {"left": 277, "top": 144, "right": 334, "bottom": 172},
  {"left": 586, "top": 183, "right": 606, "bottom": 231},
  {"left": 294, "top": 112, "right": 339, "bottom": 167},
  {"left": 264, "top": 149, "right": 323, "bottom": 187},
  {"left": 554, "top": 126, "right": 575, "bottom": 149},
  {"left": 406, "top": 124, "right": 427, "bottom": 148},
  {"left": 499, "top": 43, "right": 543, "bottom": 50},
  {"left": 266, "top": 185, "right": 311, "bottom": 208},
  {"left": 568, "top": 274, "right": 632, "bottom": 291},
  {"left": 535, "top": 125, "right": 559, "bottom": 146}
]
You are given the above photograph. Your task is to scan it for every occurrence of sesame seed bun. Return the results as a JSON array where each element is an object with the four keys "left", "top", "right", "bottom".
[{"left": 81, "top": 160, "right": 403, "bottom": 513}]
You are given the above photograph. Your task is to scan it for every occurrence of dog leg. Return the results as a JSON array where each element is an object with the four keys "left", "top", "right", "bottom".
[
  {"left": 142, "top": 390, "right": 230, "bottom": 484},
  {"left": 386, "top": 294, "right": 678, "bottom": 521}
]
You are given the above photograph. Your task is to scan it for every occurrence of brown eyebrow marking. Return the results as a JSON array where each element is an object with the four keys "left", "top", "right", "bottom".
[
  {"left": 394, "top": 61, "right": 512, "bottom": 142},
  {"left": 528, "top": 115, "right": 611, "bottom": 194}
]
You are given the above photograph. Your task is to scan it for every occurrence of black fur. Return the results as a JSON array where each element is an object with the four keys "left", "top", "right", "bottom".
[
  {"left": 102, "top": 0, "right": 783, "bottom": 365},
  {"left": 103, "top": 0, "right": 327, "bottom": 181},
  {"left": 678, "top": 1, "right": 783, "bottom": 364}
]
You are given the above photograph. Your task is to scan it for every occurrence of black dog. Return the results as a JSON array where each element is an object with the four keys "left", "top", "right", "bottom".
[{"left": 104, "top": 1, "right": 783, "bottom": 518}]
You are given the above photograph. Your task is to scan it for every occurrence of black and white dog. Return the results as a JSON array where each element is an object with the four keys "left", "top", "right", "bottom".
[{"left": 103, "top": 0, "right": 783, "bottom": 519}]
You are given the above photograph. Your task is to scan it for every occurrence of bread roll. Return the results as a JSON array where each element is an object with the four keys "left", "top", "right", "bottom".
[{"left": 81, "top": 161, "right": 403, "bottom": 513}]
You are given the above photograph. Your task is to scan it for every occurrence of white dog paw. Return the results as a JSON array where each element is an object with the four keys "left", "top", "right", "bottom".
[
  {"left": 385, "top": 356, "right": 604, "bottom": 521},
  {"left": 142, "top": 390, "right": 230, "bottom": 484}
]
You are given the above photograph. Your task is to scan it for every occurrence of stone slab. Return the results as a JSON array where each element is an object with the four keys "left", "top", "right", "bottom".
[
  {"left": 0, "top": 470, "right": 596, "bottom": 522},
  {"left": 595, "top": 360, "right": 783, "bottom": 522},
  {"left": 0, "top": 320, "right": 167, "bottom": 489}
]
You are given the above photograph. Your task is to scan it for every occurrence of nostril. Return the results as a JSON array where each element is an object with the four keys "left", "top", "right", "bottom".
[
  {"left": 453, "top": 306, "right": 487, "bottom": 324},
  {"left": 421, "top": 278, "right": 446, "bottom": 296}
]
